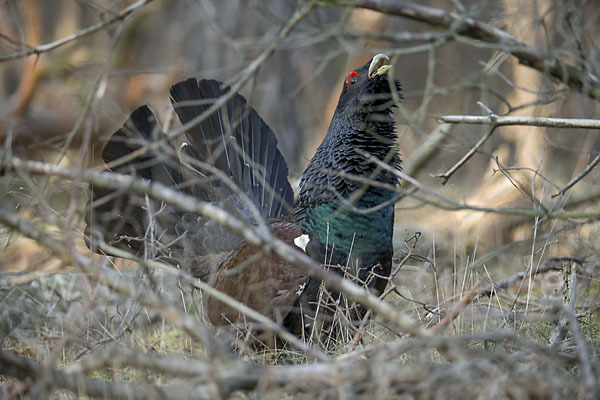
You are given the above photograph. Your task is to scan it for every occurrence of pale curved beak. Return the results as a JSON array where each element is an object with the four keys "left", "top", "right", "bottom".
[{"left": 368, "top": 53, "right": 391, "bottom": 79}]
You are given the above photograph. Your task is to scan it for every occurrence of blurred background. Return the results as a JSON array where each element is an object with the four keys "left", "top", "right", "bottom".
[
  {"left": 1, "top": 0, "right": 600, "bottom": 397},
  {"left": 2, "top": 0, "right": 599, "bottom": 272}
]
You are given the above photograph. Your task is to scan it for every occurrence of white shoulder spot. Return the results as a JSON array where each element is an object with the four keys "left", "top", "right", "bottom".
[
  {"left": 296, "top": 282, "right": 307, "bottom": 295},
  {"left": 293, "top": 234, "right": 310, "bottom": 252}
]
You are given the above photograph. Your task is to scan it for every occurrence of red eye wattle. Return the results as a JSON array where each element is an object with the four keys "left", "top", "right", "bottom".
[{"left": 345, "top": 71, "right": 360, "bottom": 90}]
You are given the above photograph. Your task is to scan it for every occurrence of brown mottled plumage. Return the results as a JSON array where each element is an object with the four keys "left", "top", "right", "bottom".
[
  {"left": 85, "top": 54, "right": 401, "bottom": 343},
  {"left": 207, "top": 219, "right": 307, "bottom": 325}
]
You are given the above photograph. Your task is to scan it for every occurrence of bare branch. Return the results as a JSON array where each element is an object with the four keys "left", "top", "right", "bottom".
[
  {"left": 402, "top": 123, "right": 453, "bottom": 177},
  {"left": 0, "top": 349, "right": 218, "bottom": 400},
  {"left": 433, "top": 125, "right": 496, "bottom": 184},
  {"left": 0, "top": 153, "right": 429, "bottom": 338},
  {"left": 553, "top": 153, "right": 600, "bottom": 198},
  {"left": 355, "top": 149, "right": 600, "bottom": 220},
  {"left": 343, "top": 0, "right": 600, "bottom": 102},
  {"left": 438, "top": 115, "right": 600, "bottom": 129},
  {"left": 0, "top": 0, "right": 155, "bottom": 62}
]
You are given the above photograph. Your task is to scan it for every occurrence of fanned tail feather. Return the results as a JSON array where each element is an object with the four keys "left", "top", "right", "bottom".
[
  {"left": 85, "top": 106, "right": 184, "bottom": 257},
  {"left": 169, "top": 78, "right": 293, "bottom": 220},
  {"left": 86, "top": 79, "right": 294, "bottom": 281}
]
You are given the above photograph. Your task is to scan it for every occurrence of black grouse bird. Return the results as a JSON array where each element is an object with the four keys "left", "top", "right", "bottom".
[{"left": 85, "top": 54, "right": 402, "bottom": 340}]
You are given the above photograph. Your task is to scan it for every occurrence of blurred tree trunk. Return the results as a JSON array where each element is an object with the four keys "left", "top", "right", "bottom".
[
  {"left": 7, "top": 0, "right": 42, "bottom": 118},
  {"left": 458, "top": 0, "right": 550, "bottom": 244}
]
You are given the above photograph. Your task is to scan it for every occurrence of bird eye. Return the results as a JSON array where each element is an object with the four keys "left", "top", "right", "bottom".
[{"left": 344, "top": 71, "right": 360, "bottom": 90}]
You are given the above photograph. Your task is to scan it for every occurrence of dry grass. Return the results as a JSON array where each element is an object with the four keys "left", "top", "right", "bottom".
[
  {"left": 2, "top": 0, "right": 600, "bottom": 398},
  {"left": 2, "top": 200, "right": 599, "bottom": 398}
]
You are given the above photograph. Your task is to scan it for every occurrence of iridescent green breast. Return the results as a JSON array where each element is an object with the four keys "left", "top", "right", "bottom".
[{"left": 298, "top": 187, "right": 394, "bottom": 256}]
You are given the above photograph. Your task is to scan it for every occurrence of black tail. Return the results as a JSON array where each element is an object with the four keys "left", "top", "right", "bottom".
[
  {"left": 85, "top": 105, "right": 184, "bottom": 256},
  {"left": 170, "top": 78, "right": 293, "bottom": 219},
  {"left": 85, "top": 79, "right": 293, "bottom": 279}
]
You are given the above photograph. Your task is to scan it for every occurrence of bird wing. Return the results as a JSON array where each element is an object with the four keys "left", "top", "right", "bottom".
[{"left": 206, "top": 219, "right": 308, "bottom": 326}]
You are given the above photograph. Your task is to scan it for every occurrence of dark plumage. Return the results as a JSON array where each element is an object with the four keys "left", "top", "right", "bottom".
[
  {"left": 290, "top": 55, "right": 402, "bottom": 338},
  {"left": 85, "top": 54, "right": 402, "bottom": 341},
  {"left": 84, "top": 105, "right": 184, "bottom": 256},
  {"left": 170, "top": 78, "right": 294, "bottom": 220}
]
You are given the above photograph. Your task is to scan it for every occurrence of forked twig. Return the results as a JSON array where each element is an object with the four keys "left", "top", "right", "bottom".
[
  {"left": 553, "top": 153, "right": 600, "bottom": 198},
  {"left": 432, "top": 125, "right": 496, "bottom": 184}
]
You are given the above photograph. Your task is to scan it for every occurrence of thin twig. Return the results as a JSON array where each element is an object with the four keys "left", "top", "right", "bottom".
[
  {"left": 354, "top": 149, "right": 600, "bottom": 220},
  {"left": 553, "top": 153, "right": 600, "bottom": 198},
  {"left": 433, "top": 125, "right": 496, "bottom": 184},
  {"left": 476, "top": 257, "right": 582, "bottom": 299},
  {"left": 0, "top": 0, "right": 155, "bottom": 62},
  {"left": 0, "top": 154, "right": 429, "bottom": 338},
  {"left": 431, "top": 280, "right": 481, "bottom": 333},
  {"left": 346, "top": 0, "right": 600, "bottom": 101}
]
